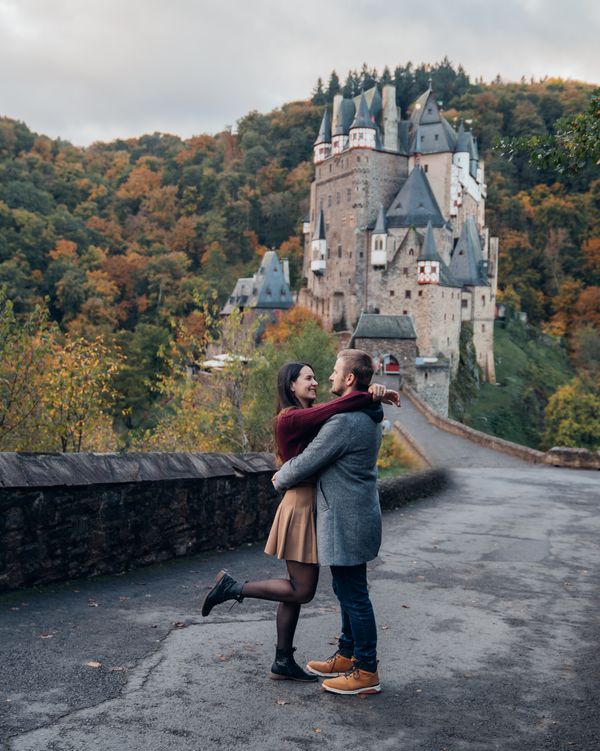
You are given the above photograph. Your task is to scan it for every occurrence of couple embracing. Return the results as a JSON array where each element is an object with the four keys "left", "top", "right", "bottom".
[{"left": 202, "top": 349, "right": 399, "bottom": 696}]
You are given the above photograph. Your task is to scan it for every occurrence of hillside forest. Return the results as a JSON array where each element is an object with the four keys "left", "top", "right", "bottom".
[{"left": 0, "top": 59, "right": 599, "bottom": 452}]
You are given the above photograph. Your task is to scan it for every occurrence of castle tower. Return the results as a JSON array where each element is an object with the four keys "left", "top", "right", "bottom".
[
  {"left": 417, "top": 221, "right": 440, "bottom": 285},
  {"left": 313, "top": 108, "right": 332, "bottom": 164},
  {"left": 300, "top": 82, "right": 499, "bottom": 394},
  {"left": 349, "top": 93, "right": 377, "bottom": 150},
  {"left": 310, "top": 208, "right": 327, "bottom": 275},
  {"left": 371, "top": 205, "right": 388, "bottom": 269}
]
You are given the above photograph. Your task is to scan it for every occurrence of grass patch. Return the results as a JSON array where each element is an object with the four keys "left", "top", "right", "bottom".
[
  {"left": 456, "top": 319, "right": 573, "bottom": 448},
  {"left": 377, "top": 432, "right": 416, "bottom": 477}
]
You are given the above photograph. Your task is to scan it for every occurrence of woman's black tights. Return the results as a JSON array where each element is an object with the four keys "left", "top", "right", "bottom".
[{"left": 240, "top": 561, "right": 319, "bottom": 651}]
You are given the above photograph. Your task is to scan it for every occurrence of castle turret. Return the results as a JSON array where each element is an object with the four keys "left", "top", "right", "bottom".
[
  {"left": 310, "top": 209, "right": 327, "bottom": 274},
  {"left": 417, "top": 221, "right": 440, "bottom": 284},
  {"left": 349, "top": 93, "right": 376, "bottom": 150},
  {"left": 313, "top": 108, "right": 332, "bottom": 164},
  {"left": 371, "top": 205, "right": 388, "bottom": 269}
]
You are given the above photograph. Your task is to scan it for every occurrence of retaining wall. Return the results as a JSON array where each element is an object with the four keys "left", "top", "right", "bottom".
[
  {"left": 403, "top": 385, "right": 600, "bottom": 469},
  {"left": 0, "top": 452, "right": 449, "bottom": 593}
]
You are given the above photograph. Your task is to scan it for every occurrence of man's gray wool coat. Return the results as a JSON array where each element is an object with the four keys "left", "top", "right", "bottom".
[{"left": 273, "top": 411, "right": 382, "bottom": 567}]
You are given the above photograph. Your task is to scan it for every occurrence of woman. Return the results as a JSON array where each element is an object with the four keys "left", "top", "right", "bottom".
[{"left": 201, "top": 361, "right": 397, "bottom": 681}]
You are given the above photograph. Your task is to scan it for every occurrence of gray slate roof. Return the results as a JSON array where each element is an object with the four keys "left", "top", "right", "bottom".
[
  {"left": 313, "top": 208, "right": 326, "bottom": 240},
  {"left": 351, "top": 93, "right": 375, "bottom": 129},
  {"left": 373, "top": 205, "right": 387, "bottom": 234},
  {"left": 386, "top": 166, "right": 445, "bottom": 228},
  {"left": 418, "top": 221, "right": 440, "bottom": 261},
  {"left": 315, "top": 108, "right": 332, "bottom": 145},
  {"left": 449, "top": 217, "right": 489, "bottom": 286},
  {"left": 222, "top": 250, "right": 294, "bottom": 313},
  {"left": 333, "top": 98, "right": 356, "bottom": 136},
  {"left": 352, "top": 313, "right": 417, "bottom": 341},
  {"left": 417, "top": 222, "right": 462, "bottom": 288}
]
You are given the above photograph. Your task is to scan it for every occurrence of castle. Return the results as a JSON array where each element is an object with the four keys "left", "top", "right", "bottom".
[{"left": 299, "top": 84, "right": 499, "bottom": 407}]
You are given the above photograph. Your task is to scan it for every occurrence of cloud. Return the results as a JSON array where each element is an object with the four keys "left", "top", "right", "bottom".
[{"left": 0, "top": 0, "right": 597, "bottom": 145}]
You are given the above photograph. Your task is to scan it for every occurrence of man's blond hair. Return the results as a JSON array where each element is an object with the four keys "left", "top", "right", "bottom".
[{"left": 337, "top": 349, "right": 374, "bottom": 389}]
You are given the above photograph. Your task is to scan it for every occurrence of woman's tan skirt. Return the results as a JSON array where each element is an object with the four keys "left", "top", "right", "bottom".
[{"left": 264, "top": 484, "right": 318, "bottom": 564}]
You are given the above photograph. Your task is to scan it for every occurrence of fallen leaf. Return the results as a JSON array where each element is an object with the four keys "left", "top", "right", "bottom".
[
  {"left": 314, "top": 728, "right": 321, "bottom": 733},
  {"left": 381, "top": 624, "right": 390, "bottom": 630},
  {"left": 88, "top": 600, "right": 99, "bottom": 608},
  {"left": 401, "top": 604, "right": 410, "bottom": 609},
  {"left": 463, "top": 673, "right": 472, "bottom": 678},
  {"left": 118, "top": 596, "right": 130, "bottom": 601},
  {"left": 172, "top": 621, "right": 187, "bottom": 629},
  {"left": 416, "top": 576, "right": 425, "bottom": 581},
  {"left": 109, "top": 666, "right": 127, "bottom": 672},
  {"left": 86, "top": 660, "right": 101, "bottom": 668},
  {"left": 416, "top": 688, "right": 422, "bottom": 693},
  {"left": 275, "top": 699, "right": 289, "bottom": 705},
  {"left": 39, "top": 634, "right": 54, "bottom": 639}
]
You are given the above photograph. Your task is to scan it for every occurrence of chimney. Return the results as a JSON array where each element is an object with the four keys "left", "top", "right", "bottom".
[{"left": 282, "top": 258, "right": 290, "bottom": 285}]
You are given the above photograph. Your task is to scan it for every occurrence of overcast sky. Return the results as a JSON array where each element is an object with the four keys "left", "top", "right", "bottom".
[{"left": 1, "top": 0, "right": 598, "bottom": 146}]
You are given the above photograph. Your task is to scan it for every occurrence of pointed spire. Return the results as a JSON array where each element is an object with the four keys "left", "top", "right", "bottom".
[
  {"left": 419, "top": 221, "right": 440, "bottom": 261},
  {"left": 455, "top": 120, "right": 470, "bottom": 153},
  {"left": 373, "top": 204, "right": 387, "bottom": 234},
  {"left": 350, "top": 93, "right": 375, "bottom": 130},
  {"left": 314, "top": 108, "right": 332, "bottom": 145},
  {"left": 312, "top": 209, "right": 326, "bottom": 241}
]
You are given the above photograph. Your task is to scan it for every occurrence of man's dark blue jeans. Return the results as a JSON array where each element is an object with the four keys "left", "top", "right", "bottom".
[{"left": 330, "top": 563, "right": 377, "bottom": 673}]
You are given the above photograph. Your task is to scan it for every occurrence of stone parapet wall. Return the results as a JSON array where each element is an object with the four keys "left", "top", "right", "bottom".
[
  {"left": 0, "top": 452, "right": 278, "bottom": 593},
  {"left": 0, "top": 451, "right": 450, "bottom": 593},
  {"left": 403, "top": 386, "right": 600, "bottom": 469}
]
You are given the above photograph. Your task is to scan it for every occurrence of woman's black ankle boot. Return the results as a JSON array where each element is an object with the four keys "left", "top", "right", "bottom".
[
  {"left": 201, "top": 570, "right": 244, "bottom": 617},
  {"left": 270, "top": 647, "right": 318, "bottom": 682}
]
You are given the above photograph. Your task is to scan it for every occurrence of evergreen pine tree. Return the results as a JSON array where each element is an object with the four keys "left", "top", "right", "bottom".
[
  {"left": 327, "top": 70, "right": 341, "bottom": 100},
  {"left": 311, "top": 77, "right": 326, "bottom": 105}
]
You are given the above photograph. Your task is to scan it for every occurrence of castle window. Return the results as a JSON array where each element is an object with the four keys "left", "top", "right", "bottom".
[
  {"left": 462, "top": 299, "right": 468, "bottom": 308},
  {"left": 409, "top": 249, "right": 414, "bottom": 256},
  {"left": 418, "top": 202, "right": 424, "bottom": 208},
  {"left": 329, "top": 164, "right": 332, "bottom": 173},
  {"left": 403, "top": 309, "right": 408, "bottom": 314},
  {"left": 451, "top": 293, "right": 454, "bottom": 299},
  {"left": 328, "top": 195, "right": 332, "bottom": 207},
  {"left": 338, "top": 244, "right": 342, "bottom": 258},
  {"left": 405, "top": 290, "right": 411, "bottom": 299},
  {"left": 424, "top": 164, "right": 428, "bottom": 173},
  {"left": 434, "top": 134, "right": 439, "bottom": 141},
  {"left": 359, "top": 252, "right": 363, "bottom": 258},
  {"left": 347, "top": 189, "right": 351, "bottom": 201},
  {"left": 482, "top": 324, "right": 486, "bottom": 332},
  {"left": 390, "top": 290, "right": 395, "bottom": 297},
  {"left": 452, "top": 314, "right": 455, "bottom": 320},
  {"left": 357, "top": 156, "right": 361, "bottom": 162},
  {"left": 418, "top": 290, "right": 423, "bottom": 297},
  {"left": 337, "top": 192, "right": 340, "bottom": 205},
  {"left": 481, "top": 295, "right": 486, "bottom": 305},
  {"left": 447, "top": 337, "right": 450, "bottom": 346},
  {"left": 403, "top": 267, "right": 409, "bottom": 276},
  {"left": 320, "top": 197, "right": 324, "bottom": 210},
  {"left": 444, "top": 314, "right": 447, "bottom": 321}
]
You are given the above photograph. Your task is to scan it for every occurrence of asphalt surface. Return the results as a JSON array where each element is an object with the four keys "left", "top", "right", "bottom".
[
  {"left": 2, "top": 466, "right": 599, "bottom": 751},
  {"left": 382, "top": 380, "right": 531, "bottom": 468}
]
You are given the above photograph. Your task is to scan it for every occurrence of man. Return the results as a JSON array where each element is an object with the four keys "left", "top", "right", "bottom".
[{"left": 273, "top": 349, "right": 396, "bottom": 695}]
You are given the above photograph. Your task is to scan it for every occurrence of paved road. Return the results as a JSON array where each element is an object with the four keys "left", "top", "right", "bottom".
[
  {"left": 381, "top": 378, "right": 531, "bottom": 468},
  {"left": 2, "top": 466, "right": 599, "bottom": 751}
]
